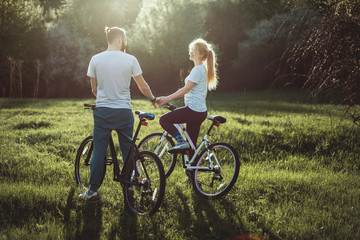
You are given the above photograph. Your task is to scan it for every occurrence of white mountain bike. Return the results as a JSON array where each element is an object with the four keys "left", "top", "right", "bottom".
[{"left": 139, "top": 103, "right": 240, "bottom": 198}]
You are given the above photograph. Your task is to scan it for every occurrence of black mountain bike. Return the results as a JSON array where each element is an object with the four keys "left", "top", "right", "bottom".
[
  {"left": 75, "top": 104, "right": 165, "bottom": 216},
  {"left": 139, "top": 103, "right": 240, "bottom": 198}
]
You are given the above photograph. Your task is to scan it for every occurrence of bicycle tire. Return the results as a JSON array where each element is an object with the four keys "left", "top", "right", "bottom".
[
  {"left": 123, "top": 151, "right": 166, "bottom": 216},
  {"left": 75, "top": 136, "right": 106, "bottom": 189},
  {"left": 138, "top": 133, "right": 177, "bottom": 178},
  {"left": 191, "top": 142, "right": 240, "bottom": 198}
]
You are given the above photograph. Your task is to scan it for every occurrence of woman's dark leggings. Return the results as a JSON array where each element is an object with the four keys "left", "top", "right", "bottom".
[{"left": 159, "top": 106, "right": 207, "bottom": 156}]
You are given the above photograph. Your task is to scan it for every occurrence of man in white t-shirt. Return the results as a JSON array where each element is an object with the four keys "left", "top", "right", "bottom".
[{"left": 79, "top": 27, "right": 157, "bottom": 202}]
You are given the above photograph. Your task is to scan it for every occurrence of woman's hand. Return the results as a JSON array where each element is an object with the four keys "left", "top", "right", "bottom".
[{"left": 155, "top": 96, "right": 169, "bottom": 106}]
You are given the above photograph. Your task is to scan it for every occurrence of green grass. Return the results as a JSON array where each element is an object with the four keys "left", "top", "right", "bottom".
[{"left": 0, "top": 90, "right": 359, "bottom": 240}]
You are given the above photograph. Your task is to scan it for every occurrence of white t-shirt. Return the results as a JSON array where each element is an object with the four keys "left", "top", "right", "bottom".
[
  {"left": 87, "top": 51, "right": 142, "bottom": 109},
  {"left": 184, "top": 65, "right": 207, "bottom": 112}
]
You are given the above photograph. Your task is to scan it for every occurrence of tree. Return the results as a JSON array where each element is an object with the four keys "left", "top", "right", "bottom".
[
  {"left": 233, "top": 4, "right": 318, "bottom": 90},
  {"left": 129, "top": 0, "right": 208, "bottom": 94},
  {"left": 205, "top": 0, "right": 311, "bottom": 91},
  {"left": 279, "top": 1, "right": 360, "bottom": 123},
  {"left": 0, "top": 0, "right": 46, "bottom": 97},
  {"left": 43, "top": 0, "right": 142, "bottom": 97}
]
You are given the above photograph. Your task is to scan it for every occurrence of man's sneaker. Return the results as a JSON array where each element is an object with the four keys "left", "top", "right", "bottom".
[
  {"left": 79, "top": 189, "right": 100, "bottom": 203},
  {"left": 168, "top": 142, "right": 190, "bottom": 153}
]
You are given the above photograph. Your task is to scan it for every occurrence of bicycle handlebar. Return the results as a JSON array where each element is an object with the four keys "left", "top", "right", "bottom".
[
  {"left": 84, "top": 103, "right": 96, "bottom": 110},
  {"left": 164, "top": 103, "right": 176, "bottom": 111}
]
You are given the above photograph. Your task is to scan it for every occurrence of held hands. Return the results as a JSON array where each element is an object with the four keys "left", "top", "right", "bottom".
[
  {"left": 155, "top": 96, "right": 169, "bottom": 107},
  {"left": 149, "top": 96, "right": 170, "bottom": 108}
]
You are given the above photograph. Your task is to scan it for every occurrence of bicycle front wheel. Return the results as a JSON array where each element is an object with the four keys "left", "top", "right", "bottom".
[
  {"left": 75, "top": 136, "right": 106, "bottom": 189},
  {"left": 192, "top": 143, "right": 240, "bottom": 198},
  {"left": 75, "top": 136, "right": 94, "bottom": 189},
  {"left": 138, "top": 133, "right": 177, "bottom": 178},
  {"left": 123, "top": 151, "right": 166, "bottom": 216}
]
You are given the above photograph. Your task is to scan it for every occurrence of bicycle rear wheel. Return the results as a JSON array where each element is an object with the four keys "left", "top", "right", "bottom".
[
  {"left": 123, "top": 151, "right": 166, "bottom": 216},
  {"left": 138, "top": 133, "right": 177, "bottom": 178},
  {"left": 75, "top": 136, "right": 106, "bottom": 189},
  {"left": 191, "top": 143, "right": 240, "bottom": 198}
]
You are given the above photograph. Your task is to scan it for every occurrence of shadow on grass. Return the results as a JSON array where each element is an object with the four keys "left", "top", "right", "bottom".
[
  {"left": 108, "top": 204, "right": 168, "bottom": 240},
  {"left": 108, "top": 207, "right": 139, "bottom": 240},
  {"left": 170, "top": 185, "right": 246, "bottom": 240},
  {"left": 217, "top": 197, "right": 278, "bottom": 240},
  {"left": 64, "top": 187, "right": 103, "bottom": 240}
]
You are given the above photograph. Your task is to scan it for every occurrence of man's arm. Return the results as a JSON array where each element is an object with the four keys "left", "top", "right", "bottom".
[
  {"left": 90, "top": 77, "right": 97, "bottom": 97},
  {"left": 133, "top": 74, "right": 156, "bottom": 102}
]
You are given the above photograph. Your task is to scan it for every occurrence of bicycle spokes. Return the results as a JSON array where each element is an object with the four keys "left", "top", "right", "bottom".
[
  {"left": 124, "top": 151, "right": 165, "bottom": 215},
  {"left": 75, "top": 138, "right": 93, "bottom": 189},
  {"left": 138, "top": 133, "right": 176, "bottom": 178},
  {"left": 192, "top": 143, "right": 239, "bottom": 198}
]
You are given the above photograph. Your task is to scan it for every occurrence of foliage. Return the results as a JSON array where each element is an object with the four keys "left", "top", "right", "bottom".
[
  {"left": 233, "top": 4, "right": 318, "bottom": 91},
  {"left": 0, "top": 0, "right": 46, "bottom": 97},
  {"left": 0, "top": 0, "right": 360, "bottom": 102},
  {"left": 275, "top": 1, "right": 360, "bottom": 126},
  {"left": 43, "top": 0, "right": 142, "bottom": 97},
  {"left": 278, "top": 1, "right": 360, "bottom": 105},
  {"left": 129, "top": 0, "right": 209, "bottom": 93},
  {"left": 0, "top": 92, "right": 360, "bottom": 239}
]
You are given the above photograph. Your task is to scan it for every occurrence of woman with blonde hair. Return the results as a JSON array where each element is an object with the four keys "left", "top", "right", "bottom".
[{"left": 156, "top": 38, "right": 218, "bottom": 153}]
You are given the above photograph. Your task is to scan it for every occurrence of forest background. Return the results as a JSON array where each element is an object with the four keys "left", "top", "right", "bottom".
[{"left": 1, "top": 0, "right": 359, "bottom": 105}]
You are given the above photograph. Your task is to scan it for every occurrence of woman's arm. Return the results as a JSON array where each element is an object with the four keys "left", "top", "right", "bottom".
[{"left": 157, "top": 80, "right": 196, "bottom": 106}]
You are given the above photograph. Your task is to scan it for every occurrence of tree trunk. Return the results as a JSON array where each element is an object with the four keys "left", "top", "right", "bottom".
[
  {"left": 33, "top": 59, "right": 41, "bottom": 98},
  {"left": 16, "top": 60, "right": 23, "bottom": 98},
  {"left": 8, "top": 57, "right": 16, "bottom": 98}
]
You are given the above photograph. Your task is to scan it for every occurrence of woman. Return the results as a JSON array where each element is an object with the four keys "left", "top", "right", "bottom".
[{"left": 156, "top": 38, "right": 218, "bottom": 153}]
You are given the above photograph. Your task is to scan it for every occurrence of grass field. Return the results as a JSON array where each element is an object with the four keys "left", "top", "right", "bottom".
[{"left": 0, "top": 90, "right": 359, "bottom": 240}]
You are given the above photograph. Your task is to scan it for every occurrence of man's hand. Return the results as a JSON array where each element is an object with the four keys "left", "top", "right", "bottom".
[{"left": 151, "top": 97, "right": 157, "bottom": 108}]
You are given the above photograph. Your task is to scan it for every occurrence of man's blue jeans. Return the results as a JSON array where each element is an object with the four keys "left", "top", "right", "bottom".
[{"left": 89, "top": 107, "right": 134, "bottom": 192}]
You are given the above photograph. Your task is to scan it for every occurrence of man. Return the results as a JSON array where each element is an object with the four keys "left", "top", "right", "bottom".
[{"left": 79, "top": 27, "right": 157, "bottom": 202}]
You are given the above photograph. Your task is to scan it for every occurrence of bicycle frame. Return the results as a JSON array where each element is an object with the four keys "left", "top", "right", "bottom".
[
  {"left": 159, "top": 122, "right": 222, "bottom": 171},
  {"left": 102, "top": 116, "right": 148, "bottom": 182},
  {"left": 108, "top": 129, "right": 135, "bottom": 182}
]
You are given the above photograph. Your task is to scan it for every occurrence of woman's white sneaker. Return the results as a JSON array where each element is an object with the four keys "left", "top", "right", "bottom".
[{"left": 168, "top": 142, "right": 190, "bottom": 153}]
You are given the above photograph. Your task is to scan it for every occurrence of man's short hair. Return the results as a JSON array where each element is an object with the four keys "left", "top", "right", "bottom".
[{"left": 105, "top": 27, "right": 127, "bottom": 47}]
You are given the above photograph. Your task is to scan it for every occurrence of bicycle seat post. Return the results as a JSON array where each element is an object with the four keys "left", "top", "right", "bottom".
[
  {"left": 133, "top": 118, "right": 144, "bottom": 144},
  {"left": 134, "top": 110, "right": 155, "bottom": 144}
]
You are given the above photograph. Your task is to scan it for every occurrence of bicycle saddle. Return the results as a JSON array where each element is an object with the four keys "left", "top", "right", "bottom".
[
  {"left": 135, "top": 110, "right": 155, "bottom": 120},
  {"left": 207, "top": 115, "right": 226, "bottom": 124}
]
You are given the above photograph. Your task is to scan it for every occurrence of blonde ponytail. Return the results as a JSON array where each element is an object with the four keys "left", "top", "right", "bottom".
[
  {"left": 190, "top": 38, "right": 218, "bottom": 91},
  {"left": 206, "top": 49, "right": 218, "bottom": 91}
]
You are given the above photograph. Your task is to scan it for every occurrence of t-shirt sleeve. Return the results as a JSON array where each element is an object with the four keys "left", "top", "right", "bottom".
[
  {"left": 187, "top": 67, "right": 201, "bottom": 84},
  {"left": 87, "top": 56, "right": 96, "bottom": 78},
  {"left": 132, "top": 57, "right": 143, "bottom": 77}
]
